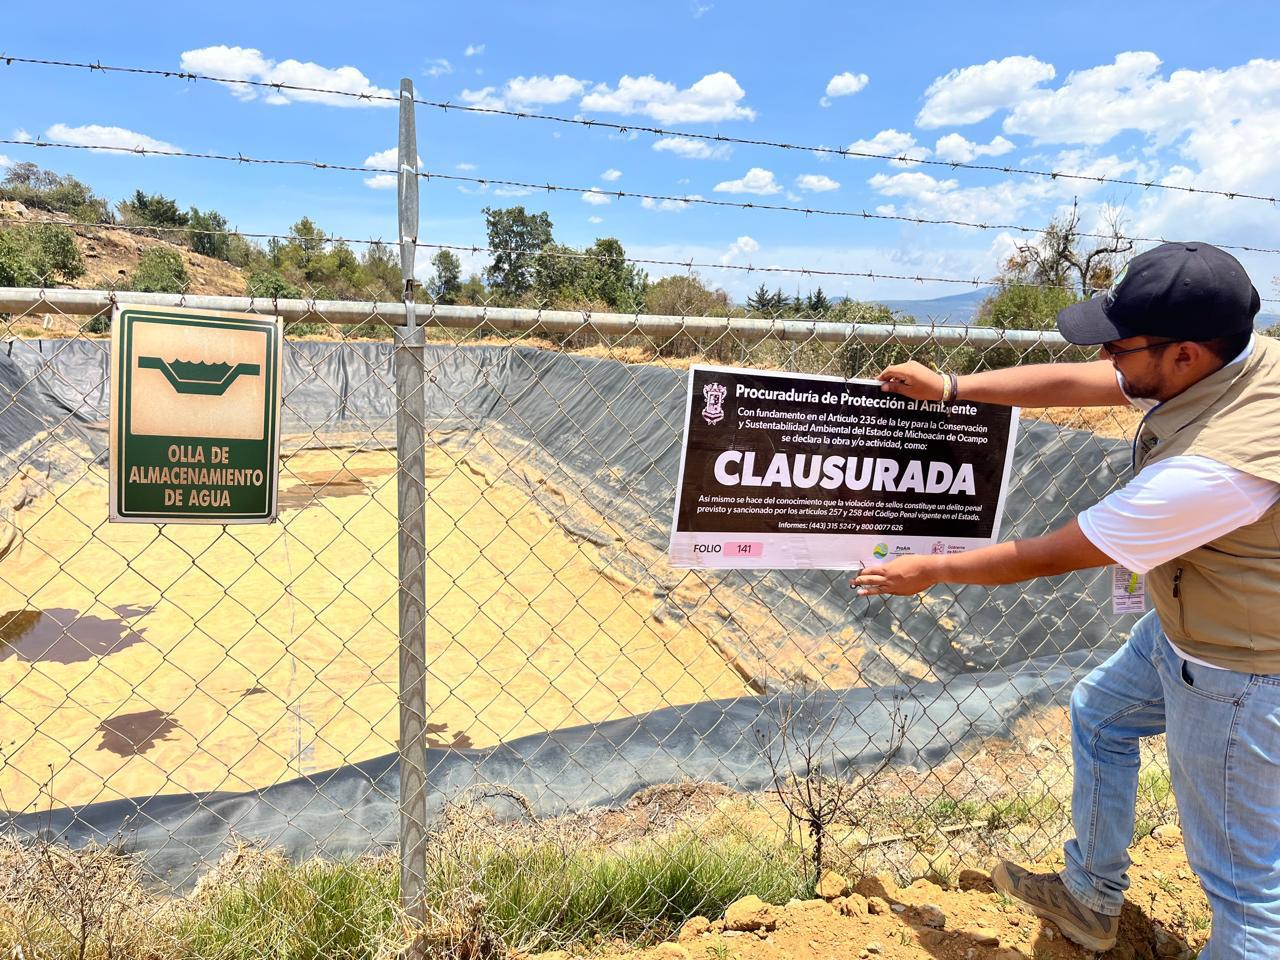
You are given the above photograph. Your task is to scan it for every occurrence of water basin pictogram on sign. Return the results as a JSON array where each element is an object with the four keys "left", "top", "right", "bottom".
[{"left": 137, "top": 357, "right": 261, "bottom": 396}]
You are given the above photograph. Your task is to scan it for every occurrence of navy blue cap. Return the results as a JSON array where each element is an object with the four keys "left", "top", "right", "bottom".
[{"left": 1056, "top": 242, "right": 1261, "bottom": 345}]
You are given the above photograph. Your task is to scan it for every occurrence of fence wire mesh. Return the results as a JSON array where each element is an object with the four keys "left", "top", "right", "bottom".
[{"left": 0, "top": 286, "right": 1184, "bottom": 958}]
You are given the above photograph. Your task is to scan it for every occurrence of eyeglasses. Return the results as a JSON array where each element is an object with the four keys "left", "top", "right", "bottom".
[{"left": 1100, "top": 339, "right": 1178, "bottom": 359}]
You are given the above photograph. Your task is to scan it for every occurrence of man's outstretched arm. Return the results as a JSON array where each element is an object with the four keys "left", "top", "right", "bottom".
[
  {"left": 852, "top": 519, "right": 1114, "bottom": 596},
  {"left": 878, "top": 359, "right": 1126, "bottom": 409}
]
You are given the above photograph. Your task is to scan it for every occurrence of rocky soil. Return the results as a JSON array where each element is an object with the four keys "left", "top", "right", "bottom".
[{"left": 542, "top": 827, "right": 1206, "bottom": 960}]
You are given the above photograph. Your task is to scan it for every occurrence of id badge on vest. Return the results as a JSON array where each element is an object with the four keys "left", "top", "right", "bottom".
[{"left": 1111, "top": 565, "right": 1146, "bottom": 615}]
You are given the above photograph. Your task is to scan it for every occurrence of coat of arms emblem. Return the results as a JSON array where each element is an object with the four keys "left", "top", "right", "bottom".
[{"left": 702, "top": 381, "right": 727, "bottom": 426}]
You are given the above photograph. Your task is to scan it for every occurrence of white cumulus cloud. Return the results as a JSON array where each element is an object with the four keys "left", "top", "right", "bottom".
[
  {"left": 179, "top": 45, "right": 395, "bottom": 107},
  {"left": 652, "top": 136, "right": 731, "bottom": 160},
  {"left": 932, "top": 133, "right": 1016, "bottom": 163},
  {"left": 713, "top": 167, "right": 781, "bottom": 195},
  {"left": 917, "top": 55, "right": 1056, "bottom": 127},
  {"left": 721, "top": 235, "right": 759, "bottom": 264},
  {"left": 795, "top": 173, "right": 840, "bottom": 192},
  {"left": 44, "top": 123, "right": 179, "bottom": 155},
  {"left": 821, "top": 71, "right": 869, "bottom": 107},
  {"left": 459, "top": 86, "right": 503, "bottom": 110},
  {"left": 846, "top": 129, "right": 931, "bottom": 167},
  {"left": 581, "top": 72, "right": 755, "bottom": 124},
  {"left": 601, "top": 168, "right": 622, "bottom": 181},
  {"left": 869, "top": 171, "right": 960, "bottom": 199},
  {"left": 458, "top": 86, "right": 499, "bottom": 109},
  {"left": 588, "top": 215, "right": 604, "bottom": 224},
  {"left": 933, "top": 52, "right": 1280, "bottom": 283},
  {"left": 459, "top": 74, "right": 586, "bottom": 111},
  {"left": 362, "top": 147, "right": 422, "bottom": 189},
  {"left": 0, "top": 155, "right": 11, "bottom": 168},
  {"left": 641, "top": 194, "right": 704, "bottom": 212},
  {"left": 582, "top": 188, "right": 612, "bottom": 205},
  {"left": 425, "top": 59, "right": 453, "bottom": 78},
  {"left": 465, "top": 44, "right": 485, "bottom": 57},
  {"left": 365, "top": 147, "right": 398, "bottom": 167},
  {"left": 506, "top": 74, "right": 586, "bottom": 105},
  {"left": 456, "top": 162, "right": 477, "bottom": 171},
  {"left": 1002, "top": 52, "right": 1280, "bottom": 149},
  {"left": 865, "top": 146, "right": 1147, "bottom": 226},
  {"left": 870, "top": 169, "right": 1034, "bottom": 225}
]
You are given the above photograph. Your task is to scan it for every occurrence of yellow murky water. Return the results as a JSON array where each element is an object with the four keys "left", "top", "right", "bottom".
[{"left": 0, "top": 437, "right": 760, "bottom": 813}]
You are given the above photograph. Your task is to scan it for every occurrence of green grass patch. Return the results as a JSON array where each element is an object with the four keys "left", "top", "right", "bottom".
[
  {"left": 170, "top": 857, "right": 402, "bottom": 960},
  {"left": 438, "top": 829, "right": 811, "bottom": 952},
  {"left": 1134, "top": 816, "right": 1158, "bottom": 843},
  {"left": 897, "top": 791, "right": 1066, "bottom": 836},
  {"left": 983, "top": 793, "right": 1067, "bottom": 831},
  {"left": 1138, "top": 766, "right": 1174, "bottom": 808},
  {"left": 2, "top": 827, "right": 810, "bottom": 959}
]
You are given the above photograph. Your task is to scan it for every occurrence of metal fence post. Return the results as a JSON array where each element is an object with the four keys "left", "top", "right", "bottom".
[{"left": 395, "top": 76, "right": 429, "bottom": 945}]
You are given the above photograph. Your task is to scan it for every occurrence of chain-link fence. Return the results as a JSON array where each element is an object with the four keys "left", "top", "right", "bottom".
[{"left": 0, "top": 286, "right": 1178, "bottom": 957}]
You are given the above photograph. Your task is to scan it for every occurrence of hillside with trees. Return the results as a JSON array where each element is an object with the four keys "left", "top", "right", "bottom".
[{"left": 0, "top": 160, "right": 1141, "bottom": 363}]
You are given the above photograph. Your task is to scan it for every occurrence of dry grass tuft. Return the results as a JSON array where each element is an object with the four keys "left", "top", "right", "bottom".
[{"left": 0, "top": 834, "right": 159, "bottom": 959}]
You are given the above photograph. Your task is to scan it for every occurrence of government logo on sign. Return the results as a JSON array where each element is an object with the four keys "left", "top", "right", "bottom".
[{"left": 702, "top": 381, "right": 727, "bottom": 426}]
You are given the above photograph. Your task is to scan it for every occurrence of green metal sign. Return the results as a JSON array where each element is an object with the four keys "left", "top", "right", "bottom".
[{"left": 109, "top": 304, "right": 282, "bottom": 523}]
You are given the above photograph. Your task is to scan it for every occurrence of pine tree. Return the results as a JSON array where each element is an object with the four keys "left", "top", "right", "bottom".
[
  {"left": 746, "top": 283, "right": 772, "bottom": 313},
  {"left": 807, "top": 287, "right": 832, "bottom": 315}
]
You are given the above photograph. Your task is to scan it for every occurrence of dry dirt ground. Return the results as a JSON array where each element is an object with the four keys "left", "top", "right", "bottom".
[
  {"left": 565, "top": 830, "right": 1205, "bottom": 960},
  {"left": 516, "top": 702, "right": 1193, "bottom": 960}
]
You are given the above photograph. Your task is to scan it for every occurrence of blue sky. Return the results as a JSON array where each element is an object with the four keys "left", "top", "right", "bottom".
[{"left": 4, "top": 0, "right": 1279, "bottom": 303}]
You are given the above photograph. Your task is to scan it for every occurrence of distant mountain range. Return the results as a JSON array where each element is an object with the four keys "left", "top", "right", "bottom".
[
  {"left": 865, "top": 286, "right": 1280, "bottom": 331},
  {"left": 867, "top": 287, "right": 993, "bottom": 325}
]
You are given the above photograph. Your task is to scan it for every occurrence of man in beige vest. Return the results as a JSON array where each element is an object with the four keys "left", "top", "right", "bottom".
[{"left": 855, "top": 242, "right": 1273, "bottom": 958}]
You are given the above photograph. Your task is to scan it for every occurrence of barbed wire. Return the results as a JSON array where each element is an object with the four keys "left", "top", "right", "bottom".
[
  {"left": 4, "top": 137, "right": 1279, "bottom": 263},
  {"left": 7, "top": 215, "right": 1278, "bottom": 306},
  {"left": 0, "top": 214, "right": 1086, "bottom": 295},
  {"left": 4, "top": 54, "right": 1277, "bottom": 206}
]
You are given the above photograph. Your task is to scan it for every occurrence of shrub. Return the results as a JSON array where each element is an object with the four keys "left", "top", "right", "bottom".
[
  {"left": 0, "top": 224, "right": 84, "bottom": 286},
  {"left": 0, "top": 162, "right": 112, "bottom": 223},
  {"left": 117, "top": 190, "right": 189, "bottom": 231},
  {"left": 188, "top": 207, "right": 231, "bottom": 260},
  {"left": 245, "top": 270, "right": 302, "bottom": 300},
  {"left": 127, "top": 247, "right": 188, "bottom": 293}
]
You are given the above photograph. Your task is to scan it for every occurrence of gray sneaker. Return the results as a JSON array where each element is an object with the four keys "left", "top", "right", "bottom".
[{"left": 992, "top": 860, "right": 1119, "bottom": 952}]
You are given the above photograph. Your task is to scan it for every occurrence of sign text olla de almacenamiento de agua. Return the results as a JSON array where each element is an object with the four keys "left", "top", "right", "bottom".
[{"left": 109, "top": 305, "right": 282, "bottom": 523}]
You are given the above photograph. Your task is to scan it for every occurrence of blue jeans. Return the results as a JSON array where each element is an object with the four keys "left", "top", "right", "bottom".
[{"left": 1062, "top": 610, "right": 1280, "bottom": 958}]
